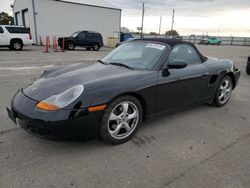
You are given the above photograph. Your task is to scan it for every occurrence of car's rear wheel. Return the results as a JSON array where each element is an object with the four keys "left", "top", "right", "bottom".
[
  {"left": 99, "top": 96, "right": 143, "bottom": 144},
  {"left": 86, "top": 47, "right": 91, "bottom": 51},
  {"left": 213, "top": 76, "right": 233, "bottom": 107},
  {"left": 10, "top": 40, "right": 23, "bottom": 51},
  {"left": 93, "top": 44, "right": 100, "bottom": 51},
  {"left": 66, "top": 42, "right": 75, "bottom": 50}
]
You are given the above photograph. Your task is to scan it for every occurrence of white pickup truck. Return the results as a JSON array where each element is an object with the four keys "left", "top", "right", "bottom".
[{"left": 0, "top": 25, "right": 33, "bottom": 50}]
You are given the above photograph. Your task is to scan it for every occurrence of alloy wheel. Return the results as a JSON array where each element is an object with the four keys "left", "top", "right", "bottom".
[
  {"left": 218, "top": 79, "right": 232, "bottom": 104},
  {"left": 108, "top": 101, "right": 139, "bottom": 140},
  {"left": 13, "top": 42, "right": 21, "bottom": 50},
  {"left": 94, "top": 45, "right": 99, "bottom": 51},
  {"left": 68, "top": 43, "right": 74, "bottom": 50}
]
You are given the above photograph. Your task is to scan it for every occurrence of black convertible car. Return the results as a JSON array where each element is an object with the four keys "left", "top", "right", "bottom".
[{"left": 7, "top": 39, "right": 240, "bottom": 144}]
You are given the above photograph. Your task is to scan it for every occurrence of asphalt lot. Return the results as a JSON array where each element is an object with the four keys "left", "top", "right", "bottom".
[{"left": 0, "top": 45, "right": 250, "bottom": 188}]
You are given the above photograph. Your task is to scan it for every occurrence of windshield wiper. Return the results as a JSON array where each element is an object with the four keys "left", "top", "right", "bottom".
[
  {"left": 97, "top": 60, "right": 107, "bottom": 65},
  {"left": 110, "top": 62, "right": 133, "bottom": 70}
]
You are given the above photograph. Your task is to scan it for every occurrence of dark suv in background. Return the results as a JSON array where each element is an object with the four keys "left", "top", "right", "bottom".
[{"left": 58, "top": 31, "right": 103, "bottom": 51}]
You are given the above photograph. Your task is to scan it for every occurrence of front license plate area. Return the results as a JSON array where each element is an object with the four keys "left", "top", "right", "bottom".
[{"left": 6, "top": 107, "right": 17, "bottom": 124}]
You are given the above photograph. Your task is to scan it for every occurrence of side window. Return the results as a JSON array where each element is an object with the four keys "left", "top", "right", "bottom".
[
  {"left": 78, "top": 32, "right": 86, "bottom": 39},
  {"left": 5, "top": 27, "right": 30, "bottom": 34},
  {"left": 0, "top": 27, "right": 4, "bottom": 34},
  {"left": 86, "top": 33, "right": 95, "bottom": 39},
  {"left": 168, "top": 44, "right": 201, "bottom": 65}
]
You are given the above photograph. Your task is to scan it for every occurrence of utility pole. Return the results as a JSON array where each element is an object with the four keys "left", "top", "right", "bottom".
[
  {"left": 171, "top": 9, "right": 175, "bottom": 31},
  {"left": 141, "top": 2, "right": 145, "bottom": 38},
  {"left": 159, "top": 16, "right": 162, "bottom": 35}
]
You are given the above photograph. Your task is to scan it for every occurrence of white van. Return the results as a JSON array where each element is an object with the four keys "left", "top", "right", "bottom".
[{"left": 0, "top": 25, "right": 33, "bottom": 50}]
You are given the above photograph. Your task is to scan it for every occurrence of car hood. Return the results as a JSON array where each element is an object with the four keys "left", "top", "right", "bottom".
[{"left": 23, "top": 62, "right": 143, "bottom": 101}]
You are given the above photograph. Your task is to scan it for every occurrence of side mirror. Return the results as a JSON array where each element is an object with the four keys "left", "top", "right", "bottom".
[{"left": 168, "top": 59, "right": 188, "bottom": 69}]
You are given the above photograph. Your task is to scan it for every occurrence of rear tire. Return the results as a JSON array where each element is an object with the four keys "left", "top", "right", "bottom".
[
  {"left": 92, "top": 44, "right": 100, "bottom": 51},
  {"left": 86, "top": 47, "right": 91, "bottom": 51},
  {"left": 213, "top": 76, "right": 233, "bottom": 107},
  {"left": 99, "top": 96, "right": 143, "bottom": 145},
  {"left": 10, "top": 40, "right": 23, "bottom": 51}
]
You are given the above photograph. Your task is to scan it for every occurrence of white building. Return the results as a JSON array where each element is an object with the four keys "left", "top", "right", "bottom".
[{"left": 12, "top": 0, "right": 121, "bottom": 45}]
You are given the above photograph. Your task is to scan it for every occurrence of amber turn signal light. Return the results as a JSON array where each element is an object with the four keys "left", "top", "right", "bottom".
[
  {"left": 88, "top": 105, "right": 107, "bottom": 112},
  {"left": 36, "top": 101, "right": 60, "bottom": 111}
]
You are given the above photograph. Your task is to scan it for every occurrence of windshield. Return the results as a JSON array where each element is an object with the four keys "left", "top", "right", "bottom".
[
  {"left": 71, "top": 31, "right": 80, "bottom": 37},
  {"left": 102, "top": 42, "right": 168, "bottom": 70}
]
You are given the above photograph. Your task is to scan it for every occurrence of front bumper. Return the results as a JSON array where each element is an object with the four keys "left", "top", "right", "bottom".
[{"left": 7, "top": 91, "right": 103, "bottom": 140}]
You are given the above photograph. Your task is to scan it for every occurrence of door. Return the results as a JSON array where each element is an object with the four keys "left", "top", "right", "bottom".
[
  {"left": 0, "top": 27, "right": 7, "bottom": 46},
  {"left": 86, "top": 33, "right": 95, "bottom": 46},
  {"left": 156, "top": 44, "right": 210, "bottom": 112},
  {"left": 23, "top": 10, "right": 30, "bottom": 28},
  {"left": 75, "top": 32, "right": 87, "bottom": 46}
]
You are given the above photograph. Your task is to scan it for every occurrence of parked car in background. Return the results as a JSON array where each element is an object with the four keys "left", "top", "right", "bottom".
[
  {"left": 199, "top": 36, "right": 222, "bottom": 45},
  {"left": 120, "top": 33, "right": 134, "bottom": 42},
  {"left": 166, "top": 35, "right": 183, "bottom": 40},
  {"left": 247, "top": 56, "right": 250, "bottom": 75},
  {"left": 0, "top": 25, "right": 33, "bottom": 50},
  {"left": 116, "top": 37, "right": 135, "bottom": 47},
  {"left": 58, "top": 31, "right": 103, "bottom": 51},
  {"left": 116, "top": 33, "right": 135, "bottom": 47}
]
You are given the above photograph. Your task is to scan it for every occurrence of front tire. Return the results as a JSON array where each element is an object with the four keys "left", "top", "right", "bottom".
[
  {"left": 99, "top": 96, "right": 143, "bottom": 145},
  {"left": 213, "top": 76, "right": 233, "bottom": 107},
  {"left": 66, "top": 42, "right": 75, "bottom": 51}
]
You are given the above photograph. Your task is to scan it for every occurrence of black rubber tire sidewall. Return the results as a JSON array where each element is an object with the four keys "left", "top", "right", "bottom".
[
  {"left": 214, "top": 76, "right": 233, "bottom": 107},
  {"left": 99, "top": 96, "right": 143, "bottom": 145}
]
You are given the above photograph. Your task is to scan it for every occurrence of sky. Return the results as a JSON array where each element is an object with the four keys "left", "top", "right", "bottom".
[{"left": 1, "top": 0, "right": 250, "bottom": 37}]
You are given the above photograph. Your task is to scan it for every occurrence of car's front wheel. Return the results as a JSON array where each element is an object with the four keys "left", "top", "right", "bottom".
[
  {"left": 213, "top": 76, "right": 233, "bottom": 107},
  {"left": 66, "top": 42, "right": 75, "bottom": 50},
  {"left": 99, "top": 96, "right": 143, "bottom": 144}
]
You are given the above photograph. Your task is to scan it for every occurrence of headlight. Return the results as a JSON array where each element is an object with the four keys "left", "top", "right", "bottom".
[{"left": 36, "top": 85, "right": 84, "bottom": 111}]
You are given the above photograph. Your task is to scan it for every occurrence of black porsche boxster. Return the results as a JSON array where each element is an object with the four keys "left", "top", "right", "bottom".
[{"left": 7, "top": 39, "right": 240, "bottom": 144}]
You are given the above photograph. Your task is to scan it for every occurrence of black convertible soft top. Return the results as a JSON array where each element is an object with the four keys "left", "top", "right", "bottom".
[{"left": 133, "top": 38, "right": 207, "bottom": 62}]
